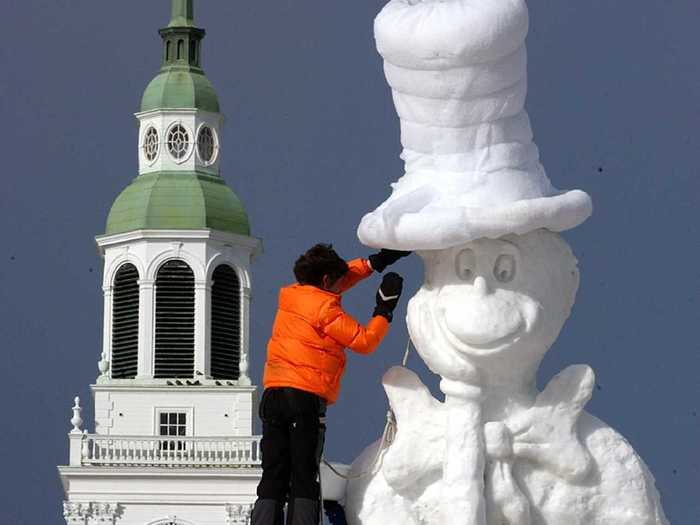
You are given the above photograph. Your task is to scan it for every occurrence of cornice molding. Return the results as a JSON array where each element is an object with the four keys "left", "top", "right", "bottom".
[
  {"left": 90, "top": 382, "right": 257, "bottom": 393},
  {"left": 96, "top": 229, "right": 262, "bottom": 257}
]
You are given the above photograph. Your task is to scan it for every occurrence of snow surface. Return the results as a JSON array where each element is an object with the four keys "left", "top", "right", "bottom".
[
  {"left": 344, "top": 232, "right": 668, "bottom": 524},
  {"left": 357, "top": 0, "right": 592, "bottom": 250}
]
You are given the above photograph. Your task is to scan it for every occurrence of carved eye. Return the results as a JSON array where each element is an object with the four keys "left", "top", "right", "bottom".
[
  {"left": 493, "top": 254, "right": 516, "bottom": 283},
  {"left": 455, "top": 249, "right": 476, "bottom": 281}
]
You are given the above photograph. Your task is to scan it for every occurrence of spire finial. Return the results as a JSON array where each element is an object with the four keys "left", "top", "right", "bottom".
[{"left": 169, "top": 0, "right": 194, "bottom": 28}]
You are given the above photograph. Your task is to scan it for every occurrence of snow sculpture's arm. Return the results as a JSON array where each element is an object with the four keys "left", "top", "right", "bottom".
[
  {"left": 381, "top": 366, "right": 445, "bottom": 491},
  {"left": 381, "top": 367, "right": 487, "bottom": 524},
  {"left": 440, "top": 378, "right": 487, "bottom": 525}
]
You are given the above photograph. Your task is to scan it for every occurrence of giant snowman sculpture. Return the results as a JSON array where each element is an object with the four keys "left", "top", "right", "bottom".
[{"left": 343, "top": 1, "right": 669, "bottom": 524}]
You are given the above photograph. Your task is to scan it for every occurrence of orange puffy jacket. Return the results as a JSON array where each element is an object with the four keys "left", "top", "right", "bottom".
[{"left": 262, "top": 258, "right": 389, "bottom": 404}]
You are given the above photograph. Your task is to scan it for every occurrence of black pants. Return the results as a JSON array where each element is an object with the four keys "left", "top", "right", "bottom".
[{"left": 256, "top": 387, "right": 327, "bottom": 502}]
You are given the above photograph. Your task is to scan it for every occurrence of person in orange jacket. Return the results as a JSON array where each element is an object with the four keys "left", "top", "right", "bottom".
[{"left": 251, "top": 243, "right": 409, "bottom": 525}]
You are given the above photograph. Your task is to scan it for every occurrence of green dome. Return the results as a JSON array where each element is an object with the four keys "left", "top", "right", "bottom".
[
  {"left": 141, "top": 68, "right": 220, "bottom": 113},
  {"left": 106, "top": 172, "right": 250, "bottom": 236}
]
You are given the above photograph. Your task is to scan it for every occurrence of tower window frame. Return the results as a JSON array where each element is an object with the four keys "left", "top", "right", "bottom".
[
  {"left": 154, "top": 259, "right": 195, "bottom": 378},
  {"left": 110, "top": 263, "right": 140, "bottom": 379},
  {"left": 210, "top": 264, "right": 242, "bottom": 380},
  {"left": 189, "top": 40, "right": 198, "bottom": 66},
  {"left": 177, "top": 39, "right": 184, "bottom": 60},
  {"left": 196, "top": 124, "right": 219, "bottom": 166},
  {"left": 142, "top": 126, "right": 160, "bottom": 164},
  {"left": 154, "top": 407, "right": 193, "bottom": 453},
  {"left": 166, "top": 122, "right": 193, "bottom": 163}
]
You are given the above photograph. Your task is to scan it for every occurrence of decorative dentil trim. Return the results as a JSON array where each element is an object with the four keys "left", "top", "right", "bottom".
[
  {"left": 225, "top": 503, "right": 253, "bottom": 525},
  {"left": 91, "top": 502, "right": 121, "bottom": 524},
  {"left": 63, "top": 502, "right": 90, "bottom": 525},
  {"left": 62, "top": 502, "right": 122, "bottom": 525}
]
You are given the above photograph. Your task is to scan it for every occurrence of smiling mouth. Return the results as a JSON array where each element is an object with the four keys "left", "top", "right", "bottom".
[{"left": 437, "top": 315, "right": 525, "bottom": 355}]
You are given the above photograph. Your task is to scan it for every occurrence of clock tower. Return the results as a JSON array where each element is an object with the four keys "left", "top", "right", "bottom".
[{"left": 58, "top": 2, "right": 262, "bottom": 524}]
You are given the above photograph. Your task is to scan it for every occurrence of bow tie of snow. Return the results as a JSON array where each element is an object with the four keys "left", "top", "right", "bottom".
[
  {"left": 378, "top": 365, "right": 594, "bottom": 525},
  {"left": 483, "top": 365, "right": 594, "bottom": 524}
]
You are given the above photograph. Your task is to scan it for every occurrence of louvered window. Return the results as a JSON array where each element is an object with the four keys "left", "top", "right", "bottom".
[
  {"left": 154, "top": 260, "right": 195, "bottom": 378},
  {"left": 111, "top": 263, "right": 140, "bottom": 379},
  {"left": 210, "top": 265, "right": 241, "bottom": 379}
]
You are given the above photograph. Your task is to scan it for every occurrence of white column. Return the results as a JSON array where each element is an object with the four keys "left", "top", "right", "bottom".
[
  {"left": 194, "top": 280, "right": 211, "bottom": 378},
  {"left": 238, "top": 285, "right": 252, "bottom": 385},
  {"left": 101, "top": 286, "right": 113, "bottom": 377},
  {"left": 137, "top": 279, "right": 156, "bottom": 378}
]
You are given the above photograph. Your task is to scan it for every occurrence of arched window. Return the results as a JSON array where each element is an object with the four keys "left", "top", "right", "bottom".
[
  {"left": 154, "top": 260, "right": 194, "bottom": 378},
  {"left": 177, "top": 39, "right": 184, "bottom": 60},
  {"left": 167, "top": 123, "right": 190, "bottom": 161},
  {"left": 143, "top": 126, "right": 159, "bottom": 163},
  {"left": 111, "top": 263, "right": 140, "bottom": 379},
  {"left": 189, "top": 40, "right": 198, "bottom": 65},
  {"left": 165, "top": 40, "right": 172, "bottom": 62},
  {"left": 210, "top": 265, "right": 241, "bottom": 379},
  {"left": 196, "top": 125, "right": 217, "bottom": 165}
]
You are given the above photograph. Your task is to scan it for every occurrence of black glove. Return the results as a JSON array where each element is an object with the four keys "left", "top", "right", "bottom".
[
  {"left": 368, "top": 249, "right": 412, "bottom": 273},
  {"left": 373, "top": 272, "right": 404, "bottom": 322}
]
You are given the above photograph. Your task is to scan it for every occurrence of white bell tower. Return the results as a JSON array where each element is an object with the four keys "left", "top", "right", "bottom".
[{"left": 58, "top": 3, "right": 262, "bottom": 524}]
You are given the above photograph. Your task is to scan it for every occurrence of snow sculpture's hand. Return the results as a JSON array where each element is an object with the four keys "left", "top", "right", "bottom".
[
  {"left": 381, "top": 366, "right": 445, "bottom": 492},
  {"left": 483, "top": 365, "right": 595, "bottom": 525}
]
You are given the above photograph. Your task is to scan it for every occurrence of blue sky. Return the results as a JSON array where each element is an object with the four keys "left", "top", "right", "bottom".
[{"left": 0, "top": 1, "right": 698, "bottom": 523}]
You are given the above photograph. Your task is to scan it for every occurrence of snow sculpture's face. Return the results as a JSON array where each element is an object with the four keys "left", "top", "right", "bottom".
[{"left": 407, "top": 230, "right": 580, "bottom": 384}]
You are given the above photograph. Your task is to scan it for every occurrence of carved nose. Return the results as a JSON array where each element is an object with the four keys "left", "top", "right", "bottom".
[{"left": 473, "top": 276, "right": 490, "bottom": 296}]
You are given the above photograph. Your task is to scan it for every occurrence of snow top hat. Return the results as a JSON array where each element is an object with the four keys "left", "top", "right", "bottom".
[{"left": 357, "top": 0, "right": 592, "bottom": 251}]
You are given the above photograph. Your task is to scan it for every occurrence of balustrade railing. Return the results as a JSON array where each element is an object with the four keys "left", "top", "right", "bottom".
[{"left": 74, "top": 434, "right": 262, "bottom": 468}]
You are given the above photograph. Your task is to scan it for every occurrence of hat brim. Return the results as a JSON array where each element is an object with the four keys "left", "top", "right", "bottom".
[{"left": 357, "top": 186, "right": 592, "bottom": 250}]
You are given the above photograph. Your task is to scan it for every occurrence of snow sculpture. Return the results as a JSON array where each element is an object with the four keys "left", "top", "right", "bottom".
[{"left": 345, "top": 1, "right": 669, "bottom": 524}]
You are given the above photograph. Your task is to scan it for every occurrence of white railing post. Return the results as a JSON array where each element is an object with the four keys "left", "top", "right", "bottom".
[
  {"left": 68, "top": 397, "right": 84, "bottom": 466},
  {"left": 68, "top": 433, "right": 84, "bottom": 467}
]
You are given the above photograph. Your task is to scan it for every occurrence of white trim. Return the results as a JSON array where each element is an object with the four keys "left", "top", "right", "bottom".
[
  {"left": 58, "top": 464, "right": 262, "bottom": 478},
  {"left": 147, "top": 247, "right": 206, "bottom": 282},
  {"left": 90, "top": 383, "right": 257, "bottom": 393},
  {"left": 195, "top": 122, "right": 220, "bottom": 166},
  {"left": 194, "top": 279, "right": 210, "bottom": 377},
  {"left": 165, "top": 120, "right": 195, "bottom": 164},
  {"left": 135, "top": 108, "right": 225, "bottom": 124},
  {"left": 103, "top": 252, "right": 146, "bottom": 289},
  {"left": 138, "top": 278, "right": 156, "bottom": 378},
  {"left": 96, "top": 230, "right": 262, "bottom": 258},
  {"left": 141, "top": 125, "right": 161, "bottom": 166},
  {"left": 205, "top": 254, "right": 251, "bottom": 289},
  {"left": 136, "top": 108, "right": 198, "bottom": 119}
]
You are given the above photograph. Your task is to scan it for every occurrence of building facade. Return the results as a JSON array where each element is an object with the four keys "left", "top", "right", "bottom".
[{"left": 58, "top": 2, "right": 262, "bottom": 524}]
